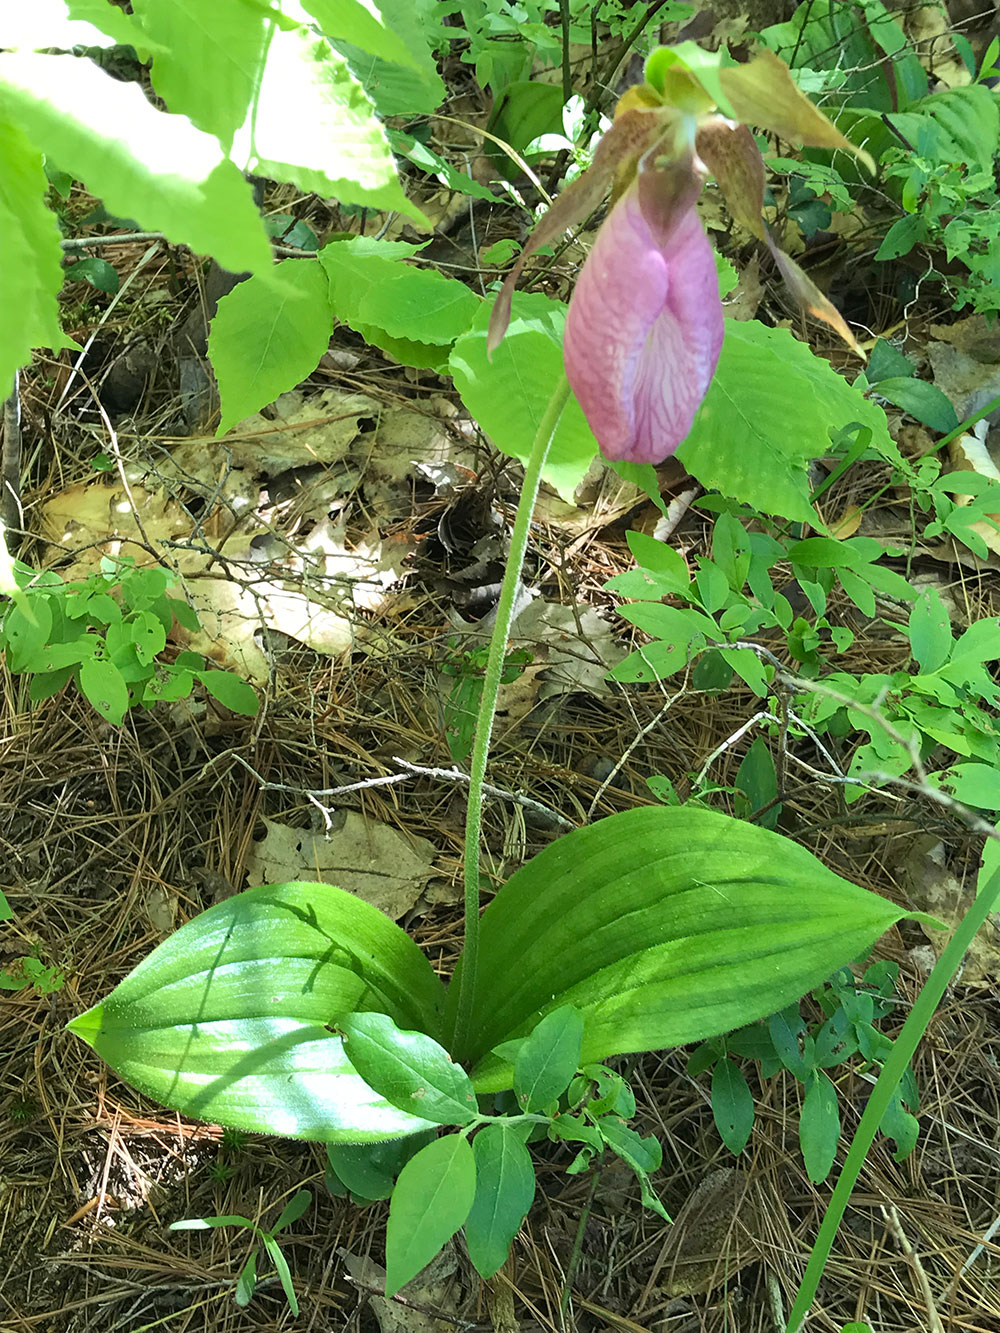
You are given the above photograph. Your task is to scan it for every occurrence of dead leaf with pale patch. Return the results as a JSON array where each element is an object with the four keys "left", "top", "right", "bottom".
[{"left": 245, "top": 812, "right": 437, "bottom": 920}]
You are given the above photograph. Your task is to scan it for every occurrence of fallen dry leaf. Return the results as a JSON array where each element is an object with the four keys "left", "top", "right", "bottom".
[{"left": 244, "top": 812, "right": 436, "bottom": 919}]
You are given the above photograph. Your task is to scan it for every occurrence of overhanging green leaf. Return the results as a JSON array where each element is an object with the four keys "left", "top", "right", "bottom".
[
  {"left": 67, "top": 881, "right": 447, "bottom": 1141},
  {"left": 0, "top": 116, "right": 73, "bottom": 398},
  {"left": 447, "top": 806, "right": 931, "bottom": 1088},
  {"left": 232, "top": 23, "right": 428, "bottom": 227},
  {"left": 132, "top": 0, "right": 270, "bottom": 152},
  {"left": 0, "top": 51, "right": 272, "bottom": 276}
]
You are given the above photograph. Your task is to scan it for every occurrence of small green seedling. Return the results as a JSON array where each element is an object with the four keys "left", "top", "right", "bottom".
[
  {"left": 440, "top": 639, "right": 532, "bottom": 763},
  {"left": 691, "top": 961, "right": 918, "bottom": 1182},
  {"left": 0, "top": 556, "right": 257, "bottom": 723},
  {"left": 0, "top": 953, "right": 65, "bottom": 995},
  {"left": 170, "top": 1188, "right": 312, "bottom": 1314}
]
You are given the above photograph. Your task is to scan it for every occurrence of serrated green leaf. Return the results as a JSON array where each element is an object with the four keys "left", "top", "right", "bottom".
[
  {"left": 0, "top": 52, "right": 272, "bottom": 277},
  {"left": 79, "top": 655, "right": 129, "bottom": 724},
  {"left": 234, "top": 23, "right": 428, "bottom": 227},
  {"left": 7, "top": 0, "right": 151, "bottom": 51},
  {"left": 210, "top": 258, "right": 333, "bottom": 433},
  {"left": 66, "top": 881, "right": 447, "bottom": 1141},
  {"left": 199, "top": 670, "right": 259, "bottom": 716},
  {"left": 465, "top": 1123, "right": 536, "bottom": 1279},
  {"left": 132, "top": 0, "right": 269, "bottom": 152},
  {"left": 385, "top": 1134, "right": 476, "bottom": 1296},
  {"left": 513, "top": 1006, "right": 583, "bottom": 1112},
  {"left": 330, "top": 0, "right": 445, "bottom": 118},
  {"left": 0, "top": 116, "right": 71, "bottom": 397},
  {"left": 450, "top": 292, "right": 597, "bottom": 501},
  {"left": 680, "top": 322, "right": 900, "bottom": 521},
  {"left": 448, "top": 806, "right": 927, "bottom": 1089},
  {"left": 711, "top": 1058, "right": 754, "bottom": 1154},
  {"left": 302, "top": 0, "right": 431, "bottom": 75},
  {"left": 339, "top": 1013, "right": 477, "bottom": 1126}
]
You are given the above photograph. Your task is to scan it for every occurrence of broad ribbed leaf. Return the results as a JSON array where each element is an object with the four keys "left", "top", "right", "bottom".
[
  {"left": 68, "top": 881, "right": 446, "bottom": 1141},
  {"left": 448, "top": 807, "right": 931, "bottom": 1089},
  {"left": 0, "top": 52, "right": 271, "bottom": 277},
  {"left": 679, "top": 322, "right": 900, "bottom": 521}
]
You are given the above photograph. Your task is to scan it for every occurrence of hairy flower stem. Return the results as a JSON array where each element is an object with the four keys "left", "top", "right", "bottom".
[{"left": 453, "top": 376, "right": 571, "bottom": 1054}]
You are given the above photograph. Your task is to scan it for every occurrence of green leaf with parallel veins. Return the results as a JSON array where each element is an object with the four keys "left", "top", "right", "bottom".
[
  {"left": 210, "top": 258, "right": 333, "bottom": 433},
  {"left": 448, "top": 806, "right": 934, "bottom": 1089},
  {"left": 680, "top": 321, "right": 901, "bottom": 521},
  {"left": 465, "top": 1123, "right": 536, "bottom": 1279},
  {"left": 339, "top": 1013, "right": 478, "bottom": 1126},
  {"left": 66, "top": 881, "right": 447, "bottom": 1141},
  {"left": 0, "top": 52, "right": 272, "bottom": 277},
  {"left": 513, "top": 1006, "right": 583, "bottom": 1112},
  {"left": 386, "top": 1134, "right": 476, "bottom": 1296}
]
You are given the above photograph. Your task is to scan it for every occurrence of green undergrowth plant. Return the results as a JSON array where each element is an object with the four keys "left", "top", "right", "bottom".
[
  {"left": 692, "top": 960, "right": 917, "bottom": 1184},
  {"left": 759, "top": 0, "right": 1000, "bottom": 314},
  {"left": 0, "top": 557, "right": 257, "bottom": 723},
  {"left": 170, "top": 1189, "right": 312, "bottom": 1316}
]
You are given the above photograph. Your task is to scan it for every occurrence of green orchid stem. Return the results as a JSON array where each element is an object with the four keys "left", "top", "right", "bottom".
[
  {"left": 787, "top": 846, "right": 1000, "bottom": 1332},
  {"left": 453, "top": 375, "right": 571, "bottom": 1054}
]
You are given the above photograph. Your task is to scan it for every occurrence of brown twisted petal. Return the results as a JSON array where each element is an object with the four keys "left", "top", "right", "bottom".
[{"left": 486, "top": 106, "right": 674, "bottom": 356}]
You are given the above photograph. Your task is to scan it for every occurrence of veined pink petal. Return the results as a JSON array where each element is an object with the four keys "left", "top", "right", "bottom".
[{"left": 563, "top": 179, "right": 723, "bottom": 465}]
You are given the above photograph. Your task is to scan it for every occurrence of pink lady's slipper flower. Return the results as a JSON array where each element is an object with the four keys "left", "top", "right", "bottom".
[
  {"left": 561, "top": 154, "right": 723, "bottom": 464},
  {"left": 487, "top": 46, "right": 875, "bottom": 467}
]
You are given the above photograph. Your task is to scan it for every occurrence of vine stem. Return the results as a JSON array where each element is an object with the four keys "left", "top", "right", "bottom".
[
  {"left": 786, "top": 841, "right": 1000, "bottom": 1331},
  {"left": 452, "top": 375, "right": 571, "bottom": 1055}
]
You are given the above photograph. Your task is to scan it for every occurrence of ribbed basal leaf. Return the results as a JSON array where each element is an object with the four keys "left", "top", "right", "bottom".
[
  {"left": 68, "top": 881, "right": 446, "bottom": 1141},
  {"left": 447, "top": 807, "right": 931, "bottom": 1090}
]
